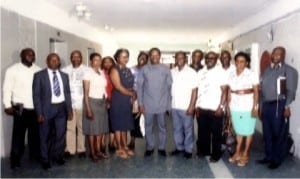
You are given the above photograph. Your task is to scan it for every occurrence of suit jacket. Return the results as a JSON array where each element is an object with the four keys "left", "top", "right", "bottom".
[{"left": 32, "top": 69, "right": 72, "bottom": 118}]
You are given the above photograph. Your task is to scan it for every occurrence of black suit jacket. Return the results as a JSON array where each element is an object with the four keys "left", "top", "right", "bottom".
[{"left": 32, "top": 69, "right": 72, "bottom": 118}]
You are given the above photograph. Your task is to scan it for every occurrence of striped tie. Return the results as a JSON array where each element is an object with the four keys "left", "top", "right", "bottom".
[{"left": 53, "top": 71, "right": 61, "bottom": 96}]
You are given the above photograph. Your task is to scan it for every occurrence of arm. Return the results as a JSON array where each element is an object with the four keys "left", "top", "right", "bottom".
[
  {"left": 226, "top": 86, "right": 232, "bottom": 118},
  {"left": 137, "top": 68, "right": 145, "bottom": 113},
  {"left": 32, "top": 72, "right": 44, "bottom": 123},
  {"left": 83, "top": 80, "right": 93, "bottom": 120},
  {"left": 284, "top": 68, "right": 298, "bottom": 118},
  {"left": 186, "top": 88, "right": 198, "bottom": 115},
  {"left": 3, "top": 68, "right": 14, "bottom": 115},
  {"left": 110, "top": 68, "right": 135, "bottom": 97},
  {"left": 215, "top": 85, "right": 227, "bottom": 117},
  {"left": 252, "top": 85, "right": 259, "bottom": 118},
  {"left": 166, "top": 68, "right": 173, "bottom": 111},
  {"left": 64, "top": 75, "right": 73, "bottom": 121}
]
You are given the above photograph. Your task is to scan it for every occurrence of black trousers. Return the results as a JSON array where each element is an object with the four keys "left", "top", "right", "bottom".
[
  {"left": 10, "top": 109, "right": 40, "bottom": 163},
  {"left": 197, "top": 108, "right": 223, "bottom": 160},
  {"left": 130, "top": 113, "right": 143, "bottom": 138}
]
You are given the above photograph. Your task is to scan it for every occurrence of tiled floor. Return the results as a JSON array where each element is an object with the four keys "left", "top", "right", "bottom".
[{"left": 1, "top": 118, "right": 300, "bottom": 178}]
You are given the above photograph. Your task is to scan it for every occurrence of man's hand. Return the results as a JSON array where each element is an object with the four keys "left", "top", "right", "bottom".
[
  {"left": 186, "top": 107, "right": 195, "bottom": 116},
  {"left": 284, "top": 107, "right": 291, "bottom": 118},
  {"left": 139, "top": 106, "right": 145, "bottom": 114},
  {"left": 37, "top": 115, "right": 45, "bottom": 123},
  {"left": 214, "top": 107, "right": 223, "bottom": 117},
  {"left": 4, "top": 107, "right": 14, "bottom": 116},
  {"left": 67, "top": 112, "right": 73, "bottom": 121},
  {"left": 195, "top": 108, "right": 200, "bottom": 118}
]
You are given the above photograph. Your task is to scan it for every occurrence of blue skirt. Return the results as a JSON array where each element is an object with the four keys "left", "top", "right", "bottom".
[{"left": 230, "top": 110, "right": 256, "bottom": 136}]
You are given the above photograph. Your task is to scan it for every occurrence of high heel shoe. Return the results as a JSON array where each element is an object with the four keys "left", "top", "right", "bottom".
[
  {"left": 228, "top": 153, "right": 240, "bottom": 163},
  {"left": 237, "top": 155, "right": 249, "bottom": 167}
]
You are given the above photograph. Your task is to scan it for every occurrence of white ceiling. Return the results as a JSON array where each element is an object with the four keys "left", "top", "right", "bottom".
[{"left": 46, "top": 0, "right": 280, "bottom": 44}]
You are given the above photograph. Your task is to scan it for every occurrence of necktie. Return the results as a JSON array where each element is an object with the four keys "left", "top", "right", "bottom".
[{"left": 53, "top": 71, "right": 61, "bottom": 96}]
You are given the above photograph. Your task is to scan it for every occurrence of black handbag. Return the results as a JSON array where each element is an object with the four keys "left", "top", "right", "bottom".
[
  {"left": 287, "top": 133, "right": 295, "bottom": 156},
  {"left": 222, "top": 114, "right": 237, "bottom": 155}
]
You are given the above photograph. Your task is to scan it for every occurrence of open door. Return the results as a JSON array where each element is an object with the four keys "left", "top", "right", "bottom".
[{"left": 260, "top": 50, "right": 271, "bottom": 77}]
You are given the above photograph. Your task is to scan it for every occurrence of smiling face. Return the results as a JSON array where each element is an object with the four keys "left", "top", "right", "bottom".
[
  {"left": 271, "top": 47, "right": 285, "bottom": 65},
  {"left": 205, "top": 52, "right": 218, "bottom": 69},
  {"left": 192, "top": 51, "right": 203, "bottom": 65},
  {"left": 235, "top": 56, "right": 248, "bottom": 72},
  {"left": 220, "top": 52, "right": 231, "bottom": 68},
  {"left": 21, "top": 49, "right": 35, "bottom": 66},
  {"left": 175, "top": 53, "right": 186, "bottom": 69},
  {"left": 138, "top": 54, "right": 148, "bottom": 67},
  {"left": 70, "top": 51, "right": 82, "bottom": 68},
  {"left": 47, "top": 53, "right": 61, "bottom": 70},
  {"left": 149, "top": 49, "right": 161, "bottom": 65},
  {"left": 91, "top": 55, "right": 102, "bottom": 69},
  {"left": 118, "top": 51, "right": 129, "bottom": 66}
]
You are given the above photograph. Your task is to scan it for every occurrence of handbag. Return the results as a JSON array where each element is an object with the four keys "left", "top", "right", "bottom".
[{"left": 222, "top": 113, "right": 237, "bottom": 155}]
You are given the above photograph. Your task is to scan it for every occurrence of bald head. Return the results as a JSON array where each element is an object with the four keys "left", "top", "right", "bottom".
[{"left": 271, "top": 46, "right": 286, "bottom": 64}]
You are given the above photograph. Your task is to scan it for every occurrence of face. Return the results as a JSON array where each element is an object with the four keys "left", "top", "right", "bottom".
[
  {"left": 220, "top": 53, "right": 230, "bottom": 67},
  {"left": 149, "top": 50, "right": 160, "bottom": 64},
  {"left": 71, "top": 52, "right": 82, "bottom": 67},
  {"left": 118, "top": 52, "right": 129, "bottom": 66},
  {"left": 91, "top": 55, "right": 102, "bottom": 68},
  {"left": 192, "top": 52, "right": 203, "bottom": 64},
  {"left": 235, "top": 56, "right": 248, "bottom": 72},
  {"left": 102, "top": 58, "right": 114, "bottom": 70},
  {"left": 47, "top": 54, "right": 60, "bottom": 70},
  {"left": 22, "top": 50, "right": 35, "bottom": 64},
  {"left": 205, "top": 53, "right": 217, "bottom": 69},
  {"left": 271, "top": 48, "right": 285, "bottom": 64},
  {"left": 138, "top": 54, "right": 148, "bottom": 66},
  {"left": 175, "top": 54, "right": 186, "bottom": 68}
]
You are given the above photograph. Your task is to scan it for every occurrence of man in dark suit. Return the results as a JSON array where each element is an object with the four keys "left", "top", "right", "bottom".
[{"left": 33, "top": 53, "right": 73, "bottom": 170}]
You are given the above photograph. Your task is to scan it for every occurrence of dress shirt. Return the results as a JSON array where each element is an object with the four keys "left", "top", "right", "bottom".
[
  {"left": 196, "top": 66, "right": 227, "bottom": 111},
  {"left": 83, "top": 68, "right": 107, "bottom": 99},
  {"left": 171, "top": 65, "right": 198, "bottom": 110},
  {"left": 3, "top": 62, "right": 41, "bottom": 109},
  {"left": 137, "top": 64, "right": 172, "bottom": 114},
  {"left": 47, "top": 68, "right": 65, "bottom": 104},
  {"left": 228, "top": 68, "right": 259, "bottom": 111},
  {"left": 261, "top": 62, "right": 298, "bottom": 106},
  {"left": 62, "top": 64, "right": 88, "bottom": 109}
]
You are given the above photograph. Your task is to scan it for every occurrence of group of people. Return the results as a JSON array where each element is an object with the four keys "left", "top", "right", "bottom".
[{"left": 2, "top": 46, "right": 298, "bottom": 171}]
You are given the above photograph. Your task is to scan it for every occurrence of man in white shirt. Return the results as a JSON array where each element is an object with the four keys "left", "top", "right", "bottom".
[
  {"left": 196, "top": 51, "right": 227, "bottom": 162},
  {"left": 3, "top": 48, "right": 41, "bottom": 169},
  {"left": 171, "top": 51, "right": 198, "bottom": 159},
  {"left": 62, "top": 50, "right": 87, "bottom": 158},
  {"left": 33, "top": 53, "right": 73, "bottom": 170}
]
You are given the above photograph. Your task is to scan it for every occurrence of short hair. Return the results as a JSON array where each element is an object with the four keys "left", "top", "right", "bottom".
[
  {"left": 70, "top": 50, "right": 82, "bottom": 60},
  {"left": 47, "top": 53, "right": 60, "bottom": 62},
  {"left": 234, "top": 51, "right": 251, "bottom": 68},
  {"left": 192, "top": 49, "right": 203, "bottom": 57},
  {"left": 205, "top": 51, "right": 218, "bottom": 59},
  {"left": 89, "top": 52, "right": 101, "bottom": 61},
  {"left": 149, "top": 47, "right": 161, "bottom": 56},
  {"left": 114, "top": 48, "right": 130, "bottom": 62},
  {"left": 220, "top": 50, "right": 231, "bottom": 60},
  {"left": 20, "top": 48, "right": 35, "bottom": 58},
  {"left": 272, "top": 46, "right": 286, "bottom": 56},
  {"left": 101, "top": 56, "right": 116, "bottom": 69},
  {"left": 175, "top": 51, "right": 187, "bottom": 59}
]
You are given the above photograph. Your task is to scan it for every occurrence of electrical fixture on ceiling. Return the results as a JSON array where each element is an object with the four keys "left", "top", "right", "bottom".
[{"left": 74, "top": 2, "right": 91, "bottom": 21}]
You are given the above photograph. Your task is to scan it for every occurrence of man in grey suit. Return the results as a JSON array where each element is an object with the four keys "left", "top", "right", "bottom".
[{"left": 33, "top": 53, "right": 73, "bottom": 170}]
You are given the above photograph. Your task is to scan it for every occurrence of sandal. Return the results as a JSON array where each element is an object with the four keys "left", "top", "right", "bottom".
[
  {"left": 96, "top": 151, "right": 109, "bottom": 159},
  {"left": 228, "top": 153, "right": 240, "bottom": 163},
  {"left": 237, "top": 155, "right": 249, "bottom": 167},
  {"left": 124, "top": 148, "right": 134, "bottom": 156},
  {"left": 116, "top": 150, "right": 129, "bottom": 159},
  {"left": 89, "top": 154, "right": 99, "bottom": 163}
]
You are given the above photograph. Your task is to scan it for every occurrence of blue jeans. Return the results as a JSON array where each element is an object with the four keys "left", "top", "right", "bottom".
[
  {"left": 144, "top": 113, "right": 166, "bottom": 150},
  {"left": 172, "top": 109, "right": 194, "bottom": 153}
]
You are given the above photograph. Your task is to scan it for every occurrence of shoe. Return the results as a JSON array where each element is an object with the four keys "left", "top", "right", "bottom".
[
  {"left": 101, "top": 147, "right": 106, "bottom": 154},
  {"left": 171, "top": 149, "right": 183, "bottom": 156},
  {"left": 109, "top": 145, "right": 116, "bottom": 153},
  {"left": 89, "top": 154, "right": 99, "bottom": 163},
  {"left": 64, "top": 152, "right": 75, "bottom": 159},
  {"left": 78, "top": 152, "right": 86, "bottom": 158},
  {"left": 237, "top": 155, "right": 249, "bottom": 167},
  {"left": 228, "top": 153, "right": 240, "bottom": 163},
  {"left": 144, "top": 150, "right": 154, "bottom": 157},
  {"left": 41, "top": 162, "right": 51, "bottom": 170},
  {"left": 56, "top": 158, "right": 66, "bottom": 165},
  {"left": 268, "top": 162, "right": 281, "bottom": 169},
  {"left": 184, "top": 152, "right": 192, "bottom": 159},
  {"left": 10, "top": 160, "right": 20, "bottom": 169},
  {"left": 257, "top": 158, "right": 271, "bottom": 165},
  {"left": 124, "top": 148, "right": 135, "bottom": 156},
  {"left": 116, "top": 149, "right": 129, "bottom": 159},
  {"left": 96, "top": 151, "right": 109, "bottom": 159},
  {"left": 158, "top": 150, "right": 167, "bottom": 157},
  {"left": 209, "top": 157, "right": 220, "bottom": 163},
  {"left": 128, "top": 142, "right": 135, "bottom": 150}
]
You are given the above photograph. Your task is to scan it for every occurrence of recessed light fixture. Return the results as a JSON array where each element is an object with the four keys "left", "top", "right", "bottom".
[{"left": 74, "top": 2, "right": 92, "bottom": 21}]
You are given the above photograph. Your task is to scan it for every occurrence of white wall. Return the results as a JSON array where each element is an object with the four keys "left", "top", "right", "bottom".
[{"left": 230, "top": 12, "right": 300, "bottom": 158}]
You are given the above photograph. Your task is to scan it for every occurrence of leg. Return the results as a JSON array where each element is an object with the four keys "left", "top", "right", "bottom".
[
  {"left": 65, "top": 109, "right": 76, "bottom": 155},
  {"left": 261, "top": 104, "right": 273, "bottom": 161},
  {"left": 53, "top": 106, "right": 67, "bottom": 161},
  {"left": 39, "top": 118, "right": 51, "bottom": 164},
  {"left": 115, "top": 131, "right": 128, "bottom": 159},
  {"left": 157, "top": 113, "right": 167, "bottom": 151},
  {"left": 144, "top": 113, "right": 155, "bottom": 151},
  {"left": 211, "top": 113, "right": 223, "bottom": 161},
  {"left": 197, "top": 110, "right": 211, "bottom": 156},
  {"left": 182, "top": 111, "right": 194, "bottom": 154},
  {"left": 172, "top": 109, "right": 184, "bottom": 151},
  {"left": 87, "top": 135, "right": 98, "bottom": 162},
  {"left": 76, "top": 109, "right": 86, "bottom": 154},
  {"left": 26, "top": 109, "right": 40, "bottom": 160},
  {"left": 229, "top": 135, "right": 242, "bottom": 163}
]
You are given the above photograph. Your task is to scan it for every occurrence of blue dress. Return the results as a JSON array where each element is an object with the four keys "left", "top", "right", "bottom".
[{"left": 110, "top": 66, "right": 134, "bottom": 131}]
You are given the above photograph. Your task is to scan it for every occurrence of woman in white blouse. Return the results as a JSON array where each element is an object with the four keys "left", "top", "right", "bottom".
[
  {"left": 227, "top": 52, "right": 259, "bottom": 167},
  {"left": 82, "top": 53, "right": 109, "bottom": 162}
]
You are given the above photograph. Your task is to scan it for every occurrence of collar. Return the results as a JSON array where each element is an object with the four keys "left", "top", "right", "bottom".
[
  {"left": 47, "top": 68, "right": 59, "bottom": 74},
  {"left": 271, "top": 62, "right": 282, "bottom": 69}
]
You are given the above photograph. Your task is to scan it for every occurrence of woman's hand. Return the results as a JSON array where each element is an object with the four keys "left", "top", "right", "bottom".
[
  {"left": 251, "top": 107, "right": 259, "bottom": 118},
  {"left": 86, "top": 109, "right": 94, "bottom": 120}
]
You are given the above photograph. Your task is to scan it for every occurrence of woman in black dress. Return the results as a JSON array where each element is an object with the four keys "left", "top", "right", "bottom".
[{"left": 110, "top": 48, "right": 136, "bottom": 159}]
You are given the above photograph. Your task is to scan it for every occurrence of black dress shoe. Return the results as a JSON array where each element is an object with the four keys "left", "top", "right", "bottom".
[
  {"left": 184, "top": 152, "right": 193, "bottom": 159},
  {"left": 109, "top": 145, "right": 116, "bottom": 153},
  {"left": 268, "top": 162, "right": 281, "bottom": 169},
  {"left": 209, "top": 157, "right": 220, "bottom": 163},
  {"left": 257, "top": 158, "right": 271, "bottom": 165},
  {"left": 158, "top": 150, "right": 167, "bottom": 157},
  {"left": 144, "top": 150, "right": 154, "bottom": 157},
  {"left": 56, "top": 158, "right": 66, "bottom": 165},
  {"left": 64, "top": 152, "right": 75, "bottom": 159},
  {"left": 171, "top": 149, "right": 183, "bottom": 156},
  {"left": 78, "top": 152, "right": 86, "bottom": 158},
  {"left": 41, "top": 162, "right": 51, "bottom": 170}
]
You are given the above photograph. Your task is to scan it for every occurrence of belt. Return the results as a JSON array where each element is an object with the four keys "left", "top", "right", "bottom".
[
  {"left": 51, "top": 102, "right": 65, "bottom": 106},
  {"left": 231, "top": 88, "right": 253, "bottom": 95},
  {"left": 264, "top": 99, "right": 285, "bottom": 104}
]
